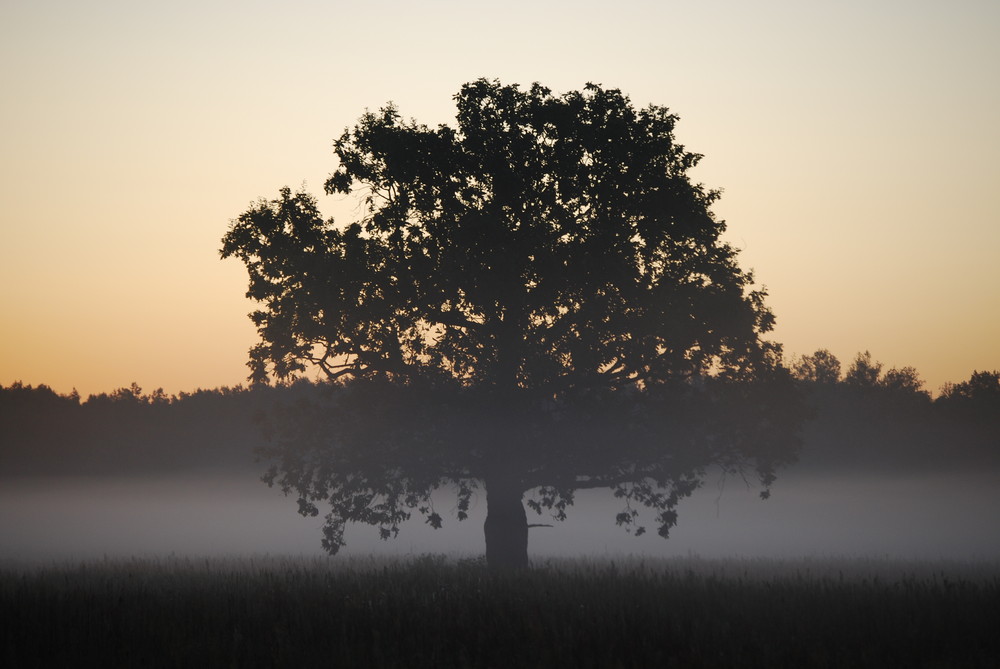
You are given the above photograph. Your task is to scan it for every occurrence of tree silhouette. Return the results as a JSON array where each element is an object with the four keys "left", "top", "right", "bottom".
[
  {"left": 880, "top": 366, "right": 926, "bottom": 396},
  {"left": 940, "top": 370, "right": 1000, "bottom": 407},
  {"left": 0, "top": 382, "right": 279, "bottom": 475},
  {"left": 793, "top": 349, "right": 842, "bottom": 385},
  {"left": 845, "top": 351, "right": 883, "bottom": 388},
  {"left": 221, "top": 80, "right": 802, "bottom": 568}
]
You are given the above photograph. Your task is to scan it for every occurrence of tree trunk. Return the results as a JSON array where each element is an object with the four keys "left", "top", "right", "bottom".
[{"left": 484, "top": 475, "right": 529, "bottom": 570}]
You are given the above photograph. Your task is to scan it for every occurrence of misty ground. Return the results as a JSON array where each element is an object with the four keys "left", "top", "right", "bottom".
[
  {"left": 3, "top": 375, "right": 997, "bottom": 563},
  {"left": 3, "top": 464, "right": 998, "bottom": 563}
]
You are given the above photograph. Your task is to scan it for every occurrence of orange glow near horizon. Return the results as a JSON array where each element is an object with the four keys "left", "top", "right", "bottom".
[{"left": 1, "top": 1, "right": 998, "bottom": 399}]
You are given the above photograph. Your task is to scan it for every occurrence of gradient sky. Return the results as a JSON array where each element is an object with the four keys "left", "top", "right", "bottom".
[{"left": 2, "top": 0, "right": 997, "bottom": 398}]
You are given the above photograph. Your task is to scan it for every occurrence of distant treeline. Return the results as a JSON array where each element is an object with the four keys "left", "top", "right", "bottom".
[
  {"left": 791, "top": 350, "right": 999, "bottom": 471},
  {"left": 0, "top": 382, "right": 295, "bottom": 476},
  {"left": 1, "top": 351, "right": 997, "bottom": 477}
]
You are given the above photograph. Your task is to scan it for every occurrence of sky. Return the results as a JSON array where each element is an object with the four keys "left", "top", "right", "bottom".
[{"left": 1, "top": 0, "right": 998, "bottom": 398}]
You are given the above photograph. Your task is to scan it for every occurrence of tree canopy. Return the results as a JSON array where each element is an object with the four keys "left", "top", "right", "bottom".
[{"left": 221, "top": 79, "right": 802, "bottom": 567}]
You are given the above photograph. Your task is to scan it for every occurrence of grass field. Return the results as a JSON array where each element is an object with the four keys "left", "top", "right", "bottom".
[{"left": 2, "top": 554, "right": 998, "bottom": 668}]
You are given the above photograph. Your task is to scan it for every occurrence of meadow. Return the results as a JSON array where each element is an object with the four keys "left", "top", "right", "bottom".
[{"left": 2, "top": 554, "right": 998, "bottom": 668}]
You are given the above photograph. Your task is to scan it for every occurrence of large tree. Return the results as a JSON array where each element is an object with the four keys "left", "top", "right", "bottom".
[{"left": 221, "top": 80, "right": 801, "bottom": 568}]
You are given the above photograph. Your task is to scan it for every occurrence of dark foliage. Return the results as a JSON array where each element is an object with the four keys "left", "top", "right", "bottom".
[
  {"left": 0, "top": 382, "right": 284, "bottom": 476},
  {"left": 2, "top": 358, "right": 995, "bottom": 481},
  {"left": 939, "top": 370, "right": 1000, "bottom": 411},
  {"left": 790, "top": 352, "right": 999, "bottom": 472},
  {"left": 221, "top": 79, "right": 803, "bottom": 564}
]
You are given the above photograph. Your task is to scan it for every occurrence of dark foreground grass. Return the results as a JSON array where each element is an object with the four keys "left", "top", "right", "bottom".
[{"left": 2, "top": 554, "right": 998, "bottom": 668}]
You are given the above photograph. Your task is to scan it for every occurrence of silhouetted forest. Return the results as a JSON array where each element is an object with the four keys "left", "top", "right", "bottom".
[
  {"left": 1, "top": 352, "right": 997, "bottom": 478},
  {"left": 0, "top": 382, "right": 287, "bottom": 476},
  {"left": 792, "top": 351, "right": 999, "bottom": 472}
]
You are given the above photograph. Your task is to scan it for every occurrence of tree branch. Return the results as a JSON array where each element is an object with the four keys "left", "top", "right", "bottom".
[{"left": 426, "top": 307, "right": 484, "bottom": 332}]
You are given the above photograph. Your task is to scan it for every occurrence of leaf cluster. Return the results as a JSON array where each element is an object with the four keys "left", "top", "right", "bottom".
[
  {"left": 222, "top": 80, "right": 776, "bottom": 392},
  {"left": 221, "top": 79, "right": 801, "bottom": 553}
]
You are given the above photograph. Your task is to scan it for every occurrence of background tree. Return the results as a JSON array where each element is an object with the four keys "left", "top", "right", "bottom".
[
  {"left": 793, "top": 349, "right": 842, "bottom": 384},
  {"left": 221, "top": 80, "right": 802, "bottom": 568},
  {"left": 939, "top": 370, "right": 1000, "bottom": 407},
  {"left": 880, "top": 366, "right": 927, "bottom": 397},
  {"left": 0, "top": 382, "right": 277, "bottom": 476},
  {"left": 937, "top": 371, "right": 1000, "bottom": 457},
  {"left": 845, "top": 351, "right": 883, "bottom": 388}
]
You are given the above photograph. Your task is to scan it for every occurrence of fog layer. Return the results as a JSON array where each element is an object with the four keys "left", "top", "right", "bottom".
[{"left": 3, "top": 468, "right": 998, "bottom": 562}]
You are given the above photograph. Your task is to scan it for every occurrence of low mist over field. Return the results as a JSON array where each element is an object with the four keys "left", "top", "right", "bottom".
[
  {"left": 3, "top": 468, "right": 999, "bottom": 563},
  {"left": 2, "top": 369, "right": 997, "bottom": 564}
]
